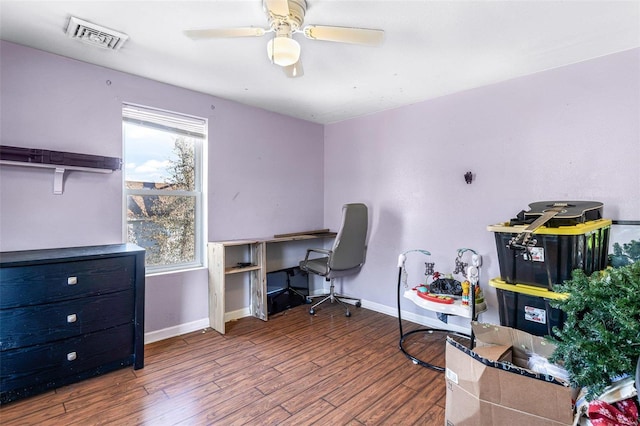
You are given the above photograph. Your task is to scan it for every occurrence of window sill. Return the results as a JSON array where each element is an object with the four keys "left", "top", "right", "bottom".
[{"left": 146, "top": 265, "right": 207, "bottom": 277}]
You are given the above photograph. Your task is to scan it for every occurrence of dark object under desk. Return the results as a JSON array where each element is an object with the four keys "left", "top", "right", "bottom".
[
  {"left": 0, "top": 243, "right": 145, "bottom": 404},
  {"left": 266, "top": 266, "right": 309, "bottom": 315}
]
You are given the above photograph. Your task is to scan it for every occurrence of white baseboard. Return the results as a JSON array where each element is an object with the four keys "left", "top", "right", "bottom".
[
  {"left": 225, "top": 307, "right": 251, "bottom": 323},
  {"left": 144, "top": 307, "right": 252, "bottom": 344},
  {"left": 144, "top": 300, "right": 469, "bottom": 344},
  {"left": 144, "top": 318, "right": 210, "bottom": 344}
]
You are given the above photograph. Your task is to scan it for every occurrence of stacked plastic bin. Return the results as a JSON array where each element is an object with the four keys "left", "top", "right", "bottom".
[{"left": 488, "top": 213, "right": 611, "bottom": 337}]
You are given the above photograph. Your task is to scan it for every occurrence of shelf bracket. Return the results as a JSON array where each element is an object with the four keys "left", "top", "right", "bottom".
[
  {"left": 1, "top": 159, "right": 115, "bottom": 195},
  {"left": 53, "top": 168, "right": 66, "bottom": 195}
]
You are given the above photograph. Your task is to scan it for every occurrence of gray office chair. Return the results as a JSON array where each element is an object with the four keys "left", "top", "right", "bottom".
[{"left": 300, "top": 203, "right": 368, "bottom": 317}]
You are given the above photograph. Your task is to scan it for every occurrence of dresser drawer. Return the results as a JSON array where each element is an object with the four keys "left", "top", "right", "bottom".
[
  {"left": 1, "top": 324, "right": 134, "bottom": 399},
  {"left": 0, "top": 256, "right": 135, "bottom": 308},
  {"left": 0, "top": 290, "right": 134, "bottom": 351}
]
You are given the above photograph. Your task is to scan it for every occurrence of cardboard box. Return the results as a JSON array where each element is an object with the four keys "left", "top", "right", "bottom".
[
  {"left": 472, "top": 344, "right": 512, "bottom": 363},
  {"left": 445, "top": 323, "right": 575, "bottom": 426}
]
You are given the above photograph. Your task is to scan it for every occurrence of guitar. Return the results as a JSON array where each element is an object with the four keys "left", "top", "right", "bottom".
[{"left": 508, "top": 201, "right": 603, "bottom": 249}]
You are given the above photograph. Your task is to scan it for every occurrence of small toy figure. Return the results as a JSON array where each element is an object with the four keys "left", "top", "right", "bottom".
[
  {"left": 453, "top": 256, "right": 468, "bottom": 277},
  {"left": 461, "top": 280, "right": 470, "bottom": 306},
  {"left": 425, "top": 262, "right": 435, "bottom": 277}
]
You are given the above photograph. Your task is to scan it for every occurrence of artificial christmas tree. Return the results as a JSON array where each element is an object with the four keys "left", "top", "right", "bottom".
[{"left": 549, "top": 261, "right": 640, "bottom": 400}]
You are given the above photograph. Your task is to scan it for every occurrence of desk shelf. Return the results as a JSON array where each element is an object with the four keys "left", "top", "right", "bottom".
[
  {"left": 225, "top": 265, "right": 262, "bottom": 274},
  {"left": 208, "top": 241, "right": 266, "bottom": 334}
]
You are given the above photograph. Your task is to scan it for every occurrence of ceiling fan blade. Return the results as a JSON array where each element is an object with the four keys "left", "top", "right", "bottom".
[
  {"left": 184, "top": 27, "right": 266, "bottom": 40},
  {"left": 264, "top": 0, "right": 290, "bottom": 17},
  {"left": 282, "top": 60, "right": 304, "bottom": 78},
  {"left": 303, "top": 25, "right": 384, "bottom": 46}
]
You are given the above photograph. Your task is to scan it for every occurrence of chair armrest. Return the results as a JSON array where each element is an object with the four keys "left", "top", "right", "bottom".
[{"left": 303, "top": 248, "right": 332, "bottom": 262}]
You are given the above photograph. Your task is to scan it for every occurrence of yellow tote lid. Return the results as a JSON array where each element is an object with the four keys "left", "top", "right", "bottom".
[
  {"left": 487, "top": 218, "right": 611, "bottom": 235},
  {"left": 489, "top": 277, "right": 568, "bottom": 300}
]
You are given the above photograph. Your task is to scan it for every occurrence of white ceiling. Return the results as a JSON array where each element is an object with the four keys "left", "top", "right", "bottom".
[{"left": 1, "top": 1, "right": 639, "bottom": 124}]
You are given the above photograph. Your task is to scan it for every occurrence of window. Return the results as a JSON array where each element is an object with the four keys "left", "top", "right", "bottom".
[{"left": 123, "top": 104, "right": 206, "bottom": 272}]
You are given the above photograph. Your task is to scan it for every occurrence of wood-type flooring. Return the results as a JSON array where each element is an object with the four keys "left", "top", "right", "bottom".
[{"left": 0, "top": 302, "right": 455, "bottom": 425}]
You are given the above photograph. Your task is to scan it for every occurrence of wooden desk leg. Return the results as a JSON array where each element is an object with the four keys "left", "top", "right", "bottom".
[{"left": 208, "top": 243, "right": 226, "bottom": 334}]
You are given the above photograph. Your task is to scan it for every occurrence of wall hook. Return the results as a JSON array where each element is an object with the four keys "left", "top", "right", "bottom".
[{"left": 464, "top": 171, "right": 473, "bottom": 184}]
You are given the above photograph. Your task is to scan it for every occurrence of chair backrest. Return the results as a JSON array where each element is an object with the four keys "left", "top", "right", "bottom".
[{"left": 329, "top": 203, "right": 368, "bottom": 271}]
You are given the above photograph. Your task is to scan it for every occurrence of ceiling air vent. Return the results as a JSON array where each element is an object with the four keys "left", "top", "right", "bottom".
[{"left": 65, "top": 16, "right": 128, "bottom": 50}]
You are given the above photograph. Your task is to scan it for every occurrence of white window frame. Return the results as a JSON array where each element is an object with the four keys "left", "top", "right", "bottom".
[{"left": 122, "top": 103, "right": 207, "bottom": 274}]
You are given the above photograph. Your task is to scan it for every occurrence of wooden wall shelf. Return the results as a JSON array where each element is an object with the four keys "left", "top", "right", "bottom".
[{"left": 0, "top": 145, "right": 121, "bottom": 194}]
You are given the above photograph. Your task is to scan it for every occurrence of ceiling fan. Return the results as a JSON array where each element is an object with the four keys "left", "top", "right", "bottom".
[{"left": 184, "top": 0, "right": 385, "bottom": 78}]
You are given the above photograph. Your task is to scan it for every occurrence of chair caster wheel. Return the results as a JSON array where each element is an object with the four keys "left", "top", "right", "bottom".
[
  {"left": 345, "top": 310, "right": 351, "bottom": 317},
  {"left": 305, "top": 298, "right": 312, "bottom": 304},
  {"left": 309, "top": 308, "right": 315, "bottom": 315},
  {"left": 355, "top": 301, "right": 361, "bottom": 308}
]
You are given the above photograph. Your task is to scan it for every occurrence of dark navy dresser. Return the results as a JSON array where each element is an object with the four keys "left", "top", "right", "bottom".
[{"left": 0, "top": 243, "right": 145, "bottom": 404}]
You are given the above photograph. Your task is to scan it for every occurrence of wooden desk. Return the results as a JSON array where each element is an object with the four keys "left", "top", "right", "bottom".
[{"left": 207, "top": 231, "right": 336, "bottom": 334}]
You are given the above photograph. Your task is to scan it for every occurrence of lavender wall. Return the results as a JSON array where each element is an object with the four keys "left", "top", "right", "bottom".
[
  {"left": 324, "top": 48, "right": 640, "bottom": 329},
  {"left": 2, "top": 40, "right": 638, "bottom": 338},
  {"left": 0, "top": 41, "right": 324, "bottom": 336}
]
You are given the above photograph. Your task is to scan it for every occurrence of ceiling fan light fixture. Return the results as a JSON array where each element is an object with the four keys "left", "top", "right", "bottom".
[{"left": 267, "top": 36, "right": 300, "bottom": 67}]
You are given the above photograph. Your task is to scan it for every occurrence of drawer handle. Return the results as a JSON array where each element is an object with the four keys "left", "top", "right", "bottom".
[
  {"left": 67, "top": 276, "right": 78, "bottom": 285},
  {"left": 67, "top": 352, "right": 77, "bottom": 361},
  {"left": 67, "top": 313, "right": 77, "bottom": 323}
]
